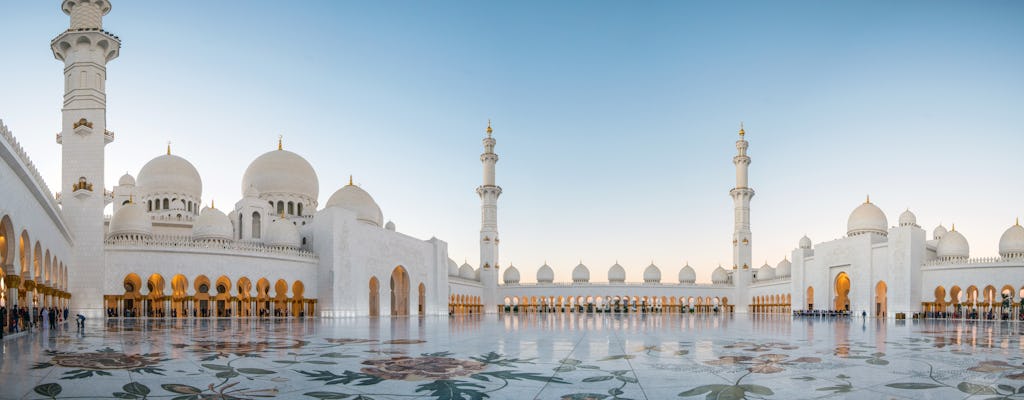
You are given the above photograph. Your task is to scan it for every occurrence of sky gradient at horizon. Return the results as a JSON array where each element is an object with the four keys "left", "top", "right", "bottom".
[{"left": 1, "top": 1, "right": 1022, "bottom": 283}]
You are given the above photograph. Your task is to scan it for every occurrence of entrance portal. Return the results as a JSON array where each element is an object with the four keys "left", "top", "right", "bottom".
[
  {"left": 834, "top": 272, "right": 851, "bottom": 311},
  {"left": 390, "top": 266, "right": 409, "bottom": 316}
]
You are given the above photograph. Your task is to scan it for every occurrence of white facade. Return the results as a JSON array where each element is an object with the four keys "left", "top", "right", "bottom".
[{"left": 1, "top": 1, "right": 1022, "bottom": 320}]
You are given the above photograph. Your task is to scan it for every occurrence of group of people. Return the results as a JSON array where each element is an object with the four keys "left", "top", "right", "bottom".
[
  {"left": 792, "top": 309, "right": 851, "bottom": 318},
  {"left": 917, "top": 309, "right": 1024, "bottom": 321},
  {"left": 0, "top": 305, "right": 71, "bottom": 338}
]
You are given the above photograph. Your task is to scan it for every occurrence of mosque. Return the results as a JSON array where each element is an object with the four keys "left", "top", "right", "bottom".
[{"left": 1, "top": 0, "right": 1022, "bottom": 320}]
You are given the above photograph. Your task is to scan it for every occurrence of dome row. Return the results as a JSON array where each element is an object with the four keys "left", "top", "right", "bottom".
[
  {"left": 838, "top": 198, "right": 1024, "bottom": 260},
  {"left": 503, "top": 263, "right": 699, "bottom": 284}
]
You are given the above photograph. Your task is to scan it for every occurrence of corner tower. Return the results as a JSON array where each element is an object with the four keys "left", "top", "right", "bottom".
[
  {"left": 52, "top": 0, "right": 120, "bottom": 317},
  {"left": 477, "top": 120, "right": 501, "bottom": 313},
  {"left": 730, "top": 124, "right": 754, "bottom": 270}
]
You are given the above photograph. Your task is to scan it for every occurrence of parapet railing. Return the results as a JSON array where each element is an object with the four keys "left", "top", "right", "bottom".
[
  {"left": 923, "top": 256, "right": 1024, "bottom": 267},
  {"left": 105, "top": 234, "right": 317, "bottom": 260}
]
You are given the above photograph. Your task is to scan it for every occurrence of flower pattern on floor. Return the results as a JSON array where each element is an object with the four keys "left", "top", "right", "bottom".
[{"left": 6, "top": 315, "right": 1024, "bottom": 399}]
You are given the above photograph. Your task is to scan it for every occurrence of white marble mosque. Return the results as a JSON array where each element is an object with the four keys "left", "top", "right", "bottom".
[{"left": 2, "top": 0, "right": 1024, "bottom": 327}]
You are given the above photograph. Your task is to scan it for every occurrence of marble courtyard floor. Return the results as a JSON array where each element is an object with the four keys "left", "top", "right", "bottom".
[{"left": 1, "top": 314, "right": 1023, "bottom": 399}]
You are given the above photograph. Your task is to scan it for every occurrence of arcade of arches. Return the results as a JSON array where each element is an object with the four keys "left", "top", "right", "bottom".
[
  {"left": 496, "top": 295, "right": 734, "bottom": 314},
  {"left": 750, "top": 294, "right": 792, "bottom": 314},
  {"left": 104, "top": 273, "right": 315, "bottom": 318},
  {"left": 368, "top": 266, "right": 426, "bottom": 317},
  {"left": 924, "top": 284, "right": 1024, "bottom": 318},
  {"left": 1, "top": 214, "right": 72, "bottom": 323}
]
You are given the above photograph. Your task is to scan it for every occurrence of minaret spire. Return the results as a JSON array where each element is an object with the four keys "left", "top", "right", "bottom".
[
  {"left": 729, "top": 123, "right": 755, "bottom": 270},
  {"left": 53, "top": 0, "right": 121, "bottom": 317},
  {"left": 477, "top": 119, "right": 502, "bottom": 313}
]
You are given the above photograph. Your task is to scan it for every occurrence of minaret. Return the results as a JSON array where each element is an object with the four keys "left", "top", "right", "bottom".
[
  {"left": 730, "top": 124, "right": 754, "bottom": 270},
  {"left": 52, "top": 0, "right": 120, "bottom": 318},
  {"left": 476, "top": 120, "right": 502, "bottom": 313}
]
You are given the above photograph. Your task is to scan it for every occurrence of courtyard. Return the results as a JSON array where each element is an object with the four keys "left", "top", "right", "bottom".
[{"left": 0, "top": 314, "right": 1022, "bottom": 399}]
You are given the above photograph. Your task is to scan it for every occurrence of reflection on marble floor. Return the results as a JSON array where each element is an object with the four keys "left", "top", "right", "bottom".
[{"left": 1, "top": 314, "right": 1024, "bottom": 399}]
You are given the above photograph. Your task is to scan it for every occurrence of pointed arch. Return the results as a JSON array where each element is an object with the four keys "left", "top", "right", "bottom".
[
  {"left": 390, "top": 266, "right": 410, "bottom": 316},
  {"left": 369, "top": 276, "right": 380, "bottom": 317}
]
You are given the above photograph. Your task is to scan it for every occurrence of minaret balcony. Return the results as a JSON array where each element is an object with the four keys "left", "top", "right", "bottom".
[{"left": 104, "top": 129, "right": 115, "bottom": 144}]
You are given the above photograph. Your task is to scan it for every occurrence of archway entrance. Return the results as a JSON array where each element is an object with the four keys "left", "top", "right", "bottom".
[
  {"left": 806, "top": 286, "right": 814, "bottom": 310},
  {"left": 834, "top": 273, "right": 850, "bottom": 312},
  {"left": 390, "top": 266, "right": 409, "bottom": 316},
  {"left": 875, "top": 281, "right": 887, "bottom": 317},
  {"left": 368, "top": 277, "right": 379, "bottom": 317}
]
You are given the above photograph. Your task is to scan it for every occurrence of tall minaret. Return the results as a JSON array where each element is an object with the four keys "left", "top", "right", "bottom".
[
  {"left": 52, "top": 0, "right": 120, "bottom": 318},
  {"left": 730, "top": 124, "right": 754, "bottom": 270},
  {"left": 476, "top": 120, "right": 502, "bottom": 313}
]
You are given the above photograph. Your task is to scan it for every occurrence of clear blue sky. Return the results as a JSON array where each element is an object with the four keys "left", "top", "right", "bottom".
[{"left": 2, "top": 1, "right": 1022, "bottom": 283}]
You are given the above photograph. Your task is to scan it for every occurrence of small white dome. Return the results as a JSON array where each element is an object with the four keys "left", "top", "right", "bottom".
[
  {"left": 936, "top": 226, "right": 969, "bottom": 260},
  {"left": 678, "top": 264, "right": 696, "bottom": 284},
  {"left": 503, "top": 265, "right": 520, "bottom": 284},
  {"left": 385, "top": 220, "right": 395, "bottom": 231},
  {"left": 108, "top": 201, "right": 152, "bottom": 239},
  {"left": 711, "top": 266, "right": 729, "bottom": 284},
  {"left": 898, "top": 209, "right": 917, "bottom": 227},
  {"left": 847, "top": 198, "right": 888, "bottom": 237},
  {"left": 776, "top": 258, "right": 792, "bottom": 277},
  {"left": 933, "top": 224, "right": 947, "bottom": 240},
  {"left": 447, "top": 258, "right": 459, "bottom": 277},
  {"left": 608, "top": 263, "right": 626, "bottom": 283},
  {"left": 459, "top": 262, "right": 475, "bottom": 280},
  {"left": 998, "top": 221, "right": 1024, "bottom": 258},
  {"left": 118, "top": 173, "right": 135, "bottom": 186},
  {"left": 241, "top": 147, "right": 318, "bottom": 201},
  {"left": 571, "top": 263, "right": 590, "bottom": 283},
  {"left": 536, "top": 264, "right": 554, "bottom": 283},
  {"left": 265, "top": 217, "right": 301, "bottom": 248},
  {"left": 326, "top": 184, "right": 384, "bottom": 227},
  {"left": 799, "top": 235, "right": 812, "bottom": 249},
  {"left": 758, "top": 264, "right": 776, "bottom": 281},
  {"left": 192, "top": 206, "right": 233, "bottom": 241},
  {"left": 643, "top": 263, "right": 661, "bottom": 283},
  {"left": 137, "top": 153, "right": 202, "bottom": 199}
]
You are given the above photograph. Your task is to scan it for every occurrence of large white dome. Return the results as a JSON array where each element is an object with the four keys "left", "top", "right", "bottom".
[
  {"left": 265, "top": 217, "right": 300, "bottom": 248},
  {"left": 643, "top": 263, "right": 661, "bottom": 283},
  {"left": 503, "top": 265, "right": 520, "bottom": 284},
  {"left": 936, "top": 227, "right": 969, "bottom": 260},
  {"left": 241, "top": 148, "right": 319, "bottom": 201},
  {"left": 678, "top": 264, "right": 696, "bottom": 284},
  {"left": 757, "top": 263, "right": 776, "bottom": 281},
  {"left": 447, "top": 258, "right": 459, "bottom": 276},
  {"left": 847, "top": 198, "right": 888, "bottom": 236},
  {"left": 776, "top": 258, "right": 792, "bottom": 277},
  {"left": 536, "top": 264, "right": 554, "bottom": 283},
  {"left": 999, "top": 221, "right": 1024, "bottom": 258},
  {"left": 326, "top": 184, "right": 383, "bottom": 227},
  {"left": 608, "top": 263, "right": 626, "bottom": 283},
  {"left": 933, "top": 224, "right": 948, "bottom": 240},
  {"left": 711, "top": 266, "right": 729, "bottom": 284},
  {"left": 108, "top": 202, "right": 152, "bottom": 239},
  {"left": 137, "top": 153, "right": 202, "bottom": 198},
  {"left": 192, "top": 206, "right": 233, "bottom": 241},
  {"left": 459, "top": 262, "right": 475, "bottom": 280},
  {"left": 572, "top": 263, "right": 590, "bottom": 283}
]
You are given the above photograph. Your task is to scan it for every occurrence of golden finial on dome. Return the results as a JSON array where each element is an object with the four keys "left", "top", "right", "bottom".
[
  {"left": 1017, "top": 217, "right": 1020, "bottom": 226},
  {"left": 486, "top": 119, "right": 493, "bottom": 137},
  {"left": 211, "top": 199, "right": 215, "bottom": 209},
  {"left": 738, "top": 122, "right": 745, "bottom": 137},
  {"left": 348, "top": 175, "right": 353, "bottom": 186},
  {"left": 278, "top": 135, "right": 283, "bottom": 150},
  {"left": 865, "top": 194, "right": 871, "bottom": 204},
  {"left": 951, "top": 223, "right": 956, "bottom": 232},
  {"left": 167, "top": 141, "right": 171, "bottom": 155}
]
